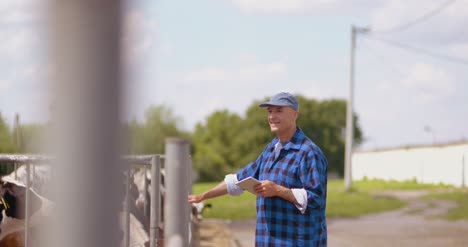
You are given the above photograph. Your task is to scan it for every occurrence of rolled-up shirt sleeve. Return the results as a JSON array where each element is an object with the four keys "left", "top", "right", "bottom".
[
  {"left": 224, "top": 174, "right": 244, "bottom": 196},
  {"left": 291, "top": 188, "right": 308, "bottom": 214}
]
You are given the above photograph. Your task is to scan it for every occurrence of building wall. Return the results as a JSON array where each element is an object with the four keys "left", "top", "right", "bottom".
[{"left": 352, "top": 143, "right": 468, "bottom": 187}]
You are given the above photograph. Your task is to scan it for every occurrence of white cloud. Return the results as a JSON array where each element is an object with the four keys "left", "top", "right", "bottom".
[
  {"left": 184, "top": 67, "right": 229, "bottom": 82},
  {"left": 449, "top": 43, "right": 468, "bottom": 58},
  {"left": 22, "top": 63, "right": 53, "bottom": 85},
  {"left": 230, "top": 0, "right": 380, "bottom": 15},
  {"left": 0, "top": 79, "right": 13, "bottom": 92},
  {"left": 370, "top": 0, "right": 468, "bottom": 45},
  {"left": 122, "top": 9, "right": 157, "bottom": 64},
  {"left": 301, "top": 82, "right": 346, "bottom": 100},
  {"left": 238, "top": 62, "right": 287, "bottom": 81},
  {"left": 235, "top": 52, "right": 258, "bottom": 64},
  {"left": 0, "top": 0, "right": 40, "bottom": 25},
  {"left": 0, "top": 28, "right": 37, "bottom": 56},
  {"left": 400, "top": 63, "right": 455, "bottom": 102},
  {"left": 182, "top": 61, "right": 288, "bottom": 85}
]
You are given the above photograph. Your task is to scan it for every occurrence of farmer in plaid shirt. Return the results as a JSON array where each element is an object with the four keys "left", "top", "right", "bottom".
[{"left": 188, "top": 92, "right": 328, "bottom": 246}]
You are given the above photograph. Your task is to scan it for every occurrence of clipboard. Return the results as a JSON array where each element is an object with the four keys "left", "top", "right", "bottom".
[{"left": 235, "top": 176, "right": 260, "bottom": 195}]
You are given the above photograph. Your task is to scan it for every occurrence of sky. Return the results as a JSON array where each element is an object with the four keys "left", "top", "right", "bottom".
[{"left": 0, "top": 0, "right": 467, "bottom": 150}]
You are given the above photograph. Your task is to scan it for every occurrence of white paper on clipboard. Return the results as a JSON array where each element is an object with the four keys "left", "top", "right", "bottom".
[{"left": 235, "top": 176, "right": 260, "bottom": 195}]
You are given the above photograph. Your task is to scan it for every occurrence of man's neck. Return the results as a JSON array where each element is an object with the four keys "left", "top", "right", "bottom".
[{"left": 277, "top": 126, "right": 297, "bottom": 143}]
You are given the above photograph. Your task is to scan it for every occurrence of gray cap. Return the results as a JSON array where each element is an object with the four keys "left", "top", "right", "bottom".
[{"left": 258, "top": 92, "right": 299, "bottom": 112}]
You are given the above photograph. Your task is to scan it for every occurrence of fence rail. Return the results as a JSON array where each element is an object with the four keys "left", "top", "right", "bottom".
[{"left": 0, "top": 153, "right": 191, "bottom": 247}]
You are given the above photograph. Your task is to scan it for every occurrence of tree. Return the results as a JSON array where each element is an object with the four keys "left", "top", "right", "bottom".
[
  {"left": 14, "top": 124, "right": 49, "bottom": 154},
  {"left": 0, "top": 113, "right": 15, "bottom": 153},
  {"left": 232, "top": 96, "right": 363, "bottom": 176},
  {"left": 191, "top": 95, "right": 364, "bottom": 181},
  {"left": 128, "top": 105, "right": 188, "bottom": 155},
  {"left": 192, "top": 110, "right": 244, "bottom": 181},
  {"left": 295, "top": 96, "right": 363, "bottom": 176},
  {"left": 0, "top": 112, "right": 16, "bottom": 175}
]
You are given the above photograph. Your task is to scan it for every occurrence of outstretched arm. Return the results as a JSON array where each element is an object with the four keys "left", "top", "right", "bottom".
[{"left": 187, "top": 181, "right": 228, "bottom": 203}]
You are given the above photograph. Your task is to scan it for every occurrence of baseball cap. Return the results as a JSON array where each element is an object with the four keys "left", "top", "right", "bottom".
[{"left": 258, "top": 92, "right": 299, "bottom": 112}]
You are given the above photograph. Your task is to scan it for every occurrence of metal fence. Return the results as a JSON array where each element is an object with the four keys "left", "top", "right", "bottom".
[{"left": 0, "top": 150, "right": 192, "bottom": 247}]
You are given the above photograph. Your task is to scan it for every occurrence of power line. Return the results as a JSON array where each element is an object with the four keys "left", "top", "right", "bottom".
[
  {"left": 358, "top": 39, "right": 406, "bottom": 78},
  {"left": 372, "top": 0, "right": 456, "bottom": 34},
  {"left": 362, "top": 35, "right": 468, "bottom": 66}
]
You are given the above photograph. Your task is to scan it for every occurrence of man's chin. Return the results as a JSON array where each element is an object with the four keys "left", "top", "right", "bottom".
[{"left": 270, "top": 127, "right": 278, "bottom": 133}]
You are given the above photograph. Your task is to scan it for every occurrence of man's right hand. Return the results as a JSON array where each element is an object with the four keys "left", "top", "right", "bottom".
[{"left": 188, "top": 194, "right": 204, "bottom": 203}]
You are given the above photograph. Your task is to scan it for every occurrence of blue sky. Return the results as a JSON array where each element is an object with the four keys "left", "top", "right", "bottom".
[{"left": 0, "top": 0, "right": 467, "bottom": 150}]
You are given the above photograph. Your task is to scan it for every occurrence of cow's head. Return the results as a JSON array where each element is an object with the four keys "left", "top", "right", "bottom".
[{"left": 0, "top": 179, "right": 44, "bottom": 234}]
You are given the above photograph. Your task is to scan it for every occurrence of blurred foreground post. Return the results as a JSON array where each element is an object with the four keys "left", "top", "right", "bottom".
[
  {"left": 47, "top": 1, "right": 124, "bottom": 247},
  {"left": 164, "top": 138, "right": 191, "bottom": 246}
]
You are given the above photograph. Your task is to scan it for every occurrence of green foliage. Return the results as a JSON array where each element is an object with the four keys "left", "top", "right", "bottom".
[
  {"left": 192, "top": 182, "right": 257, "bottom": 220},
  {"left": 15, "top": 123, "right": 49, "bottom": 153},
  {"left": 192, "top": 110, "right": 245, "bottom": 181},
  {"left": 0, "top": 113, "right": 15, "bottom": 154},
  {"left": 295, "top": 96, "right": 363, "bottom": 176},
  {"left": 191, "top": 95, "right": 364, "bottom": 181},
  {"left": 236, "top": 101, "right": 272, "bottom": 168},
  {"left": 127, "top": 105, "right": 189, "bottom": 155},
  {"left": 0, "top": 113, "right": 16, "bottom": 175}
]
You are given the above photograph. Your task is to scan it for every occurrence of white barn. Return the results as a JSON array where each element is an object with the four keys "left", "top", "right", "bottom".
[{"left": 352, "top": 142, "right": 468, "bottom": 187}]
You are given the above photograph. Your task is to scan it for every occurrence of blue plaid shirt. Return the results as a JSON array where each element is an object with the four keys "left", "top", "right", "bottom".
[{"left": 237, "top": 127, "right": 328, "bottom": 247}]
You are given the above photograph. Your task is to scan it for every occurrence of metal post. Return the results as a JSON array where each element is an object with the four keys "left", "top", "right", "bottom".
[
  {"left": 164, "top": 138, "right": 191, "bottom": 247},
  {"left": 150, "top": 155, "right": 161, "bottom": 247},
  {"left": 344, "top": 25, "right": 369, "bottom": 191},
  {"left": 143, "top": 164, "right": 149, "bottom": 217},
  {"left": 25, "top": 163, "right": 31, "bottom": 247},
  {"left": 124, "top": 168, "right": 131, "bottom": 247},
  {"left": 47, "top": 1, "right": 124, "bottom": 247},
  {"left": 14, "top": 113, "right": 20, "bottom": 180}
]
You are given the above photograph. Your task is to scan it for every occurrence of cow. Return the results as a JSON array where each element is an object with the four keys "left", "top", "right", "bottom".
[
  {"left": 132, "top": 168, "right": 211, "bottom": 223},
  {"left": 0, "top": 165, "right": 150, "bottom": 247},
  {"left": 0, "top": 178, "right": 54, "bottom": 245}
]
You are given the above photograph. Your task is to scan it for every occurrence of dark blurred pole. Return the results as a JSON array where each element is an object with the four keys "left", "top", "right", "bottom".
[
  {"left": 344, "top": 25, "right": 369, "bottom": 191},
  {"left": 47, "top": 1, "right": 124, "bottom": 247}
]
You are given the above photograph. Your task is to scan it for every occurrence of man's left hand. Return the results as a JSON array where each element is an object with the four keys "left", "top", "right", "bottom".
[{"left": 254, "top": 180, "right": 280, "bottom": 198}]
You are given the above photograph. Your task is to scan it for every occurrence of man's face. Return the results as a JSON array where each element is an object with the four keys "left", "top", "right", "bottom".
[{"left": 267, "top": 106, "right": 298, "bottom": 135}]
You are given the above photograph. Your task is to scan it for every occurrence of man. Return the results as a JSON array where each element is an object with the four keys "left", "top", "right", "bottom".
[{"left": 188, "top": 92, "right": 328, "bottom": 246}]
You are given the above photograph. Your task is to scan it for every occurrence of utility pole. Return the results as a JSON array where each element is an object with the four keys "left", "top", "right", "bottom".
[{"left": 344, "top": 25, "right": 369, "bottom": 191}]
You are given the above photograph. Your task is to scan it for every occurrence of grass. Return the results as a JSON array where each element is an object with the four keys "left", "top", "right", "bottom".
[
  {"left": 192, "top": 182, "right": 257, "bottom": 220},
  {"left": 193, "top": 179, "right": 467, "bottom": 221},
  {"left": 352, "top": 178, "right": 454, "bottom": 192},
  {"left": 424, "top": 189, "right": 468, "bottom": 221},
  {"left": 326, "top": 180, "right": 406, "bottom": 218},
  {"left": 193, "top": 179, "right": 433, "bottom": 221}
]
